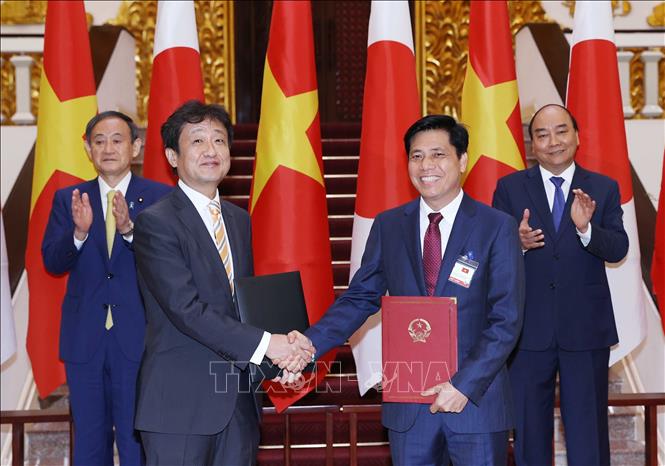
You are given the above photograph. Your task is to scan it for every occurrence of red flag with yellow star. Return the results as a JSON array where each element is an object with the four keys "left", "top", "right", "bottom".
[
  {"left": 25, "top": 0, "right": 98, "bottom": 397},
  {"left": 249, "top": 0, "right": 335, "bottom": 411},
  {"left": 461, "top": 0, "right": 525, "bottom": 205}
]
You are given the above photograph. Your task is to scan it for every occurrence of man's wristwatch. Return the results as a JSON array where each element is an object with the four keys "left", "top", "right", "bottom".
[{"left": 119, "top": 220, "right": 134, "bottom": 237}]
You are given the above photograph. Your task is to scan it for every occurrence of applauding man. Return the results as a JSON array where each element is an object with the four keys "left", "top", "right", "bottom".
[
  {"left": 42, "top": 111, "right": 170, "bottom": 465},
  {"left": 133, "top": 100, "right": 314, "bottom": 465},
  {"left": 493, "top": 104, "right": 628, "bottom": 465}
]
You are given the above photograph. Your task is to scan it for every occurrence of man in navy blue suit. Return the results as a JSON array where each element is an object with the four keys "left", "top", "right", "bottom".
[
  {"left": 492, "top": 104, "right": 628, "bottom": 465},
  {"left": 42, "top": 111, "right": 171, "bottom": 465},
  {"left": 294, "top": 115, "right": 525, "bottom": 465}
]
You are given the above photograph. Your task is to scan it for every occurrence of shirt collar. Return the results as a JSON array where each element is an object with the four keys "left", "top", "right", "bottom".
[
  {"left": 539, "top": 162, "right": 576, "bottom": 186},
  {"left": 98, "top": 171, "right": 132, "bottom": 198},
  {"left": 178, "top": 179, "right": 221, "bottom": 211},
  {"left": 419, "top": 188, "right": 464, "bottom": 223}
]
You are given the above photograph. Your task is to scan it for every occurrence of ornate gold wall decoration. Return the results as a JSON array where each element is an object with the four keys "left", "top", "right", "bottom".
[
  {"left": 0, "top": 0, "right": 47, "bottom": 24},
  {"left": 111, "top": 0, "right": 235, "bottom": 125},
  {"left": 563, "top": 1, "right": 632, "bottom": 18},
  {"left": 628, "top": 49, "right": 646, "bottom": 117},
  {"left": 1, "top": 55, "right": 16, "bottom": 121},
  {"left": 416, "top": 1, "right": 550, "bottom": 117},
  {"left": 416, "top": 1, "right": 470, "bottom": 119},
  {"left": 195, "top": 1, "right": 235, "bottom": 121},
  {"left": 508, "top": 1, "right": 552, "bottom": 35},
  {"left": 0, "top": 0, "right": 92, "bottom": 26},
  {"left": 110, "top": 1, "right": 158, "bottom": 125},
  {"left": 1, "top": 53, "right": 43, "bottom": 124},
  {"left": 30, "top": 53, "right": 42, "bottom": 120},
  {"left": 647, "top": 2, "right": 665, "bottom": 27},
  {"left": 623, "top": 48, "right": 665, "bottom": 119}
]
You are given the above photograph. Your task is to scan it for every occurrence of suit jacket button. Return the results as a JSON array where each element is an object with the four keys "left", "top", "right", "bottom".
[
  {"left": 553, "top": 254, "right": 559, "bottom": 260},
  {"left": 107, "top": 273, "right": 114, "bottom": 279},
  {"left": 549, "top": 283, "right": 556, "bottom": 290}
]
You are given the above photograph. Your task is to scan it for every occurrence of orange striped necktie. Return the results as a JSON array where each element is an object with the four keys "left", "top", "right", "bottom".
[{"left": 208, "top": 200, "right": 234, "bottom": 293}]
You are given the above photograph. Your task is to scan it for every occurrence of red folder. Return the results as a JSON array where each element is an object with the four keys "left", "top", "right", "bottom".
[{"left": 381, "top": 296, "right": 458, "bottom": 403}]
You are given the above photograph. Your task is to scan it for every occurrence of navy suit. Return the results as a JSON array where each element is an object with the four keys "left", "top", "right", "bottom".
[
  {"left": 306, "top": 194, "right": 524, "bottom": 464},
  {"left": 133, "top": 186, "right": 264, "bottom": 464},
  {"left": 42, "top": 175, "right": 170, "bottom": 465},
  {"left": 493, "top": 164, "right": 628, "bottom": 465}
]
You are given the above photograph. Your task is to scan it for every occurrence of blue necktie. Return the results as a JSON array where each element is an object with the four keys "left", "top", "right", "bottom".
[{"left": 550, "top": 176, "right": 565, "bottom": 232}]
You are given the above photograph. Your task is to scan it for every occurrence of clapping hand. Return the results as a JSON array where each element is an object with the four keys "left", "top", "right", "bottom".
[
  {"left": 111, "top": 191, "right": 132, "bottom": 234},
  {"left": 570, "top": 188, "right": 595, "bottom": 233},
  {"left": 518, "top": 208, "right": 544, "bottom": 250},
  {"left": 72, "top": 189, "right": 93, "bottom": 240}
]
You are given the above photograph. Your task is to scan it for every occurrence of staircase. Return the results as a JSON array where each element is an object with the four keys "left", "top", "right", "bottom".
[
  {"left": 226, "top": 123, "right": 361, "bottom": 301},
  {"left": 226, "top": 123, "right": 392, "bottom": 464}
]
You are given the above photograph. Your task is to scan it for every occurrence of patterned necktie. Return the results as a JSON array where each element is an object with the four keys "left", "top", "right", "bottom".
[
  {"left": 105, "top": 190, "right": 116, "bottom": 330},
  {"left": 423, "top": 212, "right": 443, "bottom": 296},
  {"left": 550, "top": 176, "right": 565, "bottom": 232},
  {"left": 208, "top": 200, "right": 234, "bottom": 293}
]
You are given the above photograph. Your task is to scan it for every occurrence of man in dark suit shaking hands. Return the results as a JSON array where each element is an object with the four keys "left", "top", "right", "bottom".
[
  {"left": 290, "top": 115, "right": 525, "bottom": 465},
  {"left": 493, "top": 104, "right": 629, "bottom": 465},
  {"left": 133, "top": 101, "right": 314, "bottom": 465}
]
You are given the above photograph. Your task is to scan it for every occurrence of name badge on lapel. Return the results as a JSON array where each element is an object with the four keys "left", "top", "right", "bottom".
[{"left": 448, "top": 253, "right": 478, "bottom": 288}]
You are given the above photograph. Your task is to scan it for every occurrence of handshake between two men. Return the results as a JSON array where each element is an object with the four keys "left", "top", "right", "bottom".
[{"left": 265, "top": 330, "right": 316, "bottom": 384}]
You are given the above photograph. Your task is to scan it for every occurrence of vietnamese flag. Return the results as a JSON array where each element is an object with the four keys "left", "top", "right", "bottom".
[
  {"left": 25, "top": 0, "right": 98, "bottom": 398},
  {"left": 142, "top": 0, "right": 204, "bottom": 185},
  {"left": 347, "top": 0, "right": 420, "bottom": 396},
  {"left": 567, "top": 0, "right": 646, "bottom": 364},
  {"left": 652, "top": 152, "right": 665, "bottom": 334},
  {"left": 461, "top": 0, "right": 526, "bottom": 206},
  {"left": 249, "top": 0, "right": 335, "bottom": 411}
]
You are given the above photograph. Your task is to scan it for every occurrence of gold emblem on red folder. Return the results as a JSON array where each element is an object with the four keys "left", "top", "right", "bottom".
[{"left": 408, "top": 318, "right": 432, "bottom": 343}]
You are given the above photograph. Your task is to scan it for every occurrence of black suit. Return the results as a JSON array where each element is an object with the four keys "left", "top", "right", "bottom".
[{"left": 133, "top": 186, "right": 263, "bottom": 464}]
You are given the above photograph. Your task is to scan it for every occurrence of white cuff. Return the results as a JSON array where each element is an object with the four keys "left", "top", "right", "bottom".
[
  {"left": 73, "top": 233, "right": 88, "bottom": 250},
  {"left": 576, "top": 223, "right": 592, "bottom": 247},
  {"left": 250, "top": 331, "right": 271, "bottom": 365}
]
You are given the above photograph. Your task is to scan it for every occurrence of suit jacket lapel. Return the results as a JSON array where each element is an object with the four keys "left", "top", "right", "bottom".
[
  {"left": 556, "top": 164, "right": 590, "bottom": 242},
  {"left": 401, "top": 200, "right": 427, "bottom": 296},
  {"left": 434, "top": 194, "right": 476, "bottom": 296},
  {"left": 124, "top": 175, "right": 141, "bottom": 222},
  {"left": 221, "top": 201, "right": 243, "bottom": 280},
  {"left": 86, "top": 179, "right": 109, "bottom": 263},
  {"left": 172, "top": 187, "right": 233, "bottom": 295},
  {"left": 525, "top": 165, "right": 557, "bottom": 240},
  {"left": 109, "top": 175, "right": 141, "bottom": 263}
]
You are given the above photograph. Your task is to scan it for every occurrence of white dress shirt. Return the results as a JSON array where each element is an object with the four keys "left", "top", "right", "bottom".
[
  {"left": 178, "top": 180, "right": 270, "bottom": 365},
  {"left": 538, "top": 163, "right": 591, "bottom": 245},
  {"left": 74, "top": 171, "right": 133, "bottom": 249},
  {"left": 419, "top": 189, "right": 464, "bottom": 259}
]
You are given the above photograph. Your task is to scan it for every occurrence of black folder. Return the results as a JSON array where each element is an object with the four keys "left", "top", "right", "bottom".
[{"left": 235, "top": 271, "right": 314, "bottom": 381}]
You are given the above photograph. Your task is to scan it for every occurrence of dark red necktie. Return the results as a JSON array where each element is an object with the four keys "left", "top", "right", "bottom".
[{"left": 423, "top": 212, "right": 443, "bottom": 296}]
